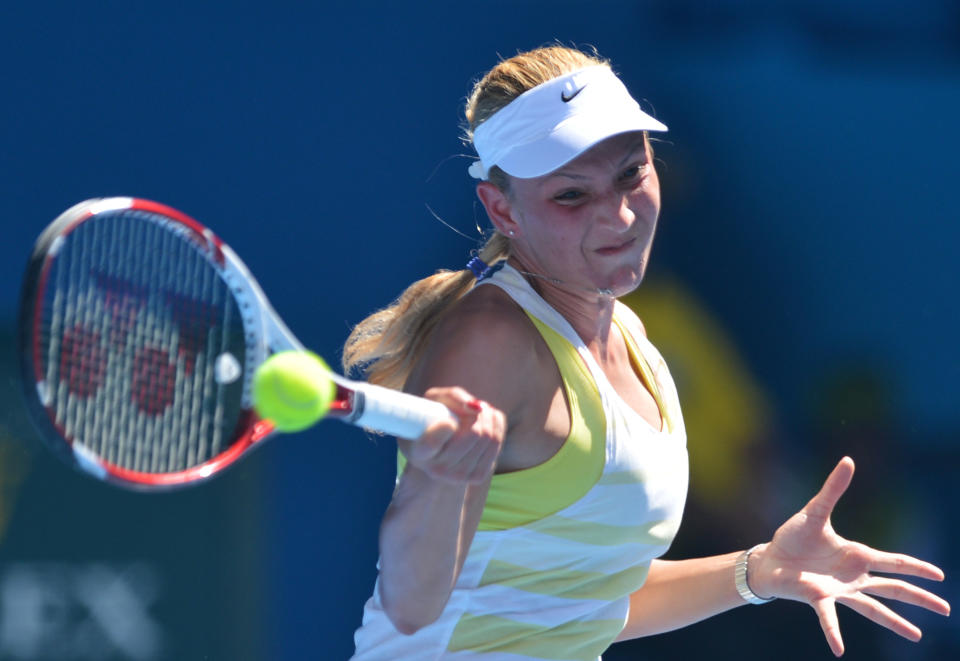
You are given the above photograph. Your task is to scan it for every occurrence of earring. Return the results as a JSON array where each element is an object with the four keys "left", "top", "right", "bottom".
[{"left": 508, "top": 230, "right": 515, "bottom": 236}]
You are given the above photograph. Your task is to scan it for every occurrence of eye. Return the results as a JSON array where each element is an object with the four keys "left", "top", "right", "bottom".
[
  {"left": 553, "top": 189, "right": 584, "bottom": 202},
  {"left": 620, "top": 164, "right": 646, "bottom": 182}
]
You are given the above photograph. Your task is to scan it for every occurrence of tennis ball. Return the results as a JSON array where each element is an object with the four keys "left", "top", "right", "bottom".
[{"left": 253, "top": 351, "right": 336, "bottom": 432}]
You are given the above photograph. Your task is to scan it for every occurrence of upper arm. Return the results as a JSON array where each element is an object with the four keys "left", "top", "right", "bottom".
[{"left": 404, "top": 286, "right": 538, "bottom": 427}]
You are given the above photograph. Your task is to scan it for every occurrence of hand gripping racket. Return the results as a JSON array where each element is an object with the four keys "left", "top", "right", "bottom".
[{"left": 18, "top": 197, "right": 453, "bottom": 489}]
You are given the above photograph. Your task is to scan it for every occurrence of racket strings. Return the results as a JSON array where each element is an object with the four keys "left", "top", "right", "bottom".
[{"left": 38, "top": 210, "right": 246, "bottom": 474}]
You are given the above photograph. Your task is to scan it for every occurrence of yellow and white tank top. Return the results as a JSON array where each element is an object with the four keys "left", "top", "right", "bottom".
[{"left": 352, "top": 265, "right": 688, "bottom": 661}]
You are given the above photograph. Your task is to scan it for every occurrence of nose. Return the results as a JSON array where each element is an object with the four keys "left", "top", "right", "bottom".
[{"left": 598, "top": 190, "right": 635, "bottom": 231}]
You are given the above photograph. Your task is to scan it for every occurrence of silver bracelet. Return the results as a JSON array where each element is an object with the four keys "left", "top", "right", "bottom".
[{"left": 735, "top": 544, "right": 775, "bottom": 605}]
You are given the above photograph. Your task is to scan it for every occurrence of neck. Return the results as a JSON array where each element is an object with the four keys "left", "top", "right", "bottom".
[{"left": 507, "top": 257, "right": 618, "bottom": 349}]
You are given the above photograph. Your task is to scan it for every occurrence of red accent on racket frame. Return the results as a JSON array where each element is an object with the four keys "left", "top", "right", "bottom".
[
  {"left": 130, "top": 199, "right": 225, "bottom": 266},
  {"left": 91, "top": 413, "right": 275, "bottom": 487}
]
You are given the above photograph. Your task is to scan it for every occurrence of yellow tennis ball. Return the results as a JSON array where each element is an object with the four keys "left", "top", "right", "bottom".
[{"left": 253, "top": 351, "right": 336, "bottom": 432}]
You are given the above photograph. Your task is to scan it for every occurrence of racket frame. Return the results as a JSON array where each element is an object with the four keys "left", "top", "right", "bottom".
[
  {"left": 20, "top": 197, "right": 452, "bottom": 490},
  {"left": 20, "top": 198, "right": 281, "bottom": 487}
]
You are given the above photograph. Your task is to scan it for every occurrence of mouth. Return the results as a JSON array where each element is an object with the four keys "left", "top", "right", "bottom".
[{"left": 594, "top": 236, "right": 637, "bottom": 256}]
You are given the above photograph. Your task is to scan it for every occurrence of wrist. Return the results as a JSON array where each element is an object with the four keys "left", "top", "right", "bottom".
[{"left": 735, "top": 543, "right": 775, "bottom": 605}]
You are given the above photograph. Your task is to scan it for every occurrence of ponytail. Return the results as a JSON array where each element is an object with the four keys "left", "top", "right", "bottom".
[{"left": 342, "top": 232, "right": 510, "bottom": 389}]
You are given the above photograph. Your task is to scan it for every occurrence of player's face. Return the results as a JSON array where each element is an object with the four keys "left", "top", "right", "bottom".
[{"left": 504, "top": 132, "right": 661, "bottom": 298}]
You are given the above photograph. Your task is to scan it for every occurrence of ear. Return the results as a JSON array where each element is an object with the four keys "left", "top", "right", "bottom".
[{"left": 475, "top": 182, "right": 521, "bottom": 237}]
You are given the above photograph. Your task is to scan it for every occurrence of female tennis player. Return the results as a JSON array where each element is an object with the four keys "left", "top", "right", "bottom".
[{"left": 346, "top": 46, "right": 949, "bottom": 660}]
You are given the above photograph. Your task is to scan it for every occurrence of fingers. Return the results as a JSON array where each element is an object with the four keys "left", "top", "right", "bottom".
[
  {"left": 862, "top": 577, "right": 951, "bottom": 616},
  {"left": 454, "top": 429, "right": 504, "bottom": 484},
  {"left": 439, "top": 408, "right": 502, "bottom": 482},
  {"left": 864, "top": 547, "right": 947, "bottom": 582},
  {"left": 804, "top": 456, "right": 855, "bottom": 524},
  {"left": 839, "top": 593, "right": 922, "bottom": 643},
  {"left": 813, "top": 599, "right": 845, "bottom": 657},
  {"left": 423, "top": 386, "right": 490, "bottom": 419},
  {"left": 414, "top": 387, "right": 485, "bottom": 450},
  {"left": 409, "top": 387, "right": 506, "bottom": 484},
  {"left": 807, "top": 572, "right": 950, "bottom": 657}
]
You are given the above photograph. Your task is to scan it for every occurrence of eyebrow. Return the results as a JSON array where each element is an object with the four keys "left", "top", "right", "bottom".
[
  {"left": 545, "top": 171, "right": 588, "bottom": 182},
  {"left": 543, "top": 138, "right": 649, "bottom": 184},
  {"left": 620, "top": 139, "right": 649, "bottom": 166}
]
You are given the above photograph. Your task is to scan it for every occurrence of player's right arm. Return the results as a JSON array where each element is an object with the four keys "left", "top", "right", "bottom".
[{"left": 375, "top": 288, "right": 534, "bottom": 635}]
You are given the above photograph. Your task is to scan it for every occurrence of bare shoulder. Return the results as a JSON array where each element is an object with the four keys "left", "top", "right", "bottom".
[{"left": 405, "top": 284, "right": 543, "bottom": 417}]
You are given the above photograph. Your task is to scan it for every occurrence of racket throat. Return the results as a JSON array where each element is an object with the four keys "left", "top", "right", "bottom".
[{"left": 327, "top": 384, "right": 364, "bottom": 421}]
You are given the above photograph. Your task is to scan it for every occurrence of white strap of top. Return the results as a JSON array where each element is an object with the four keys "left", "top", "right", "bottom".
[{"left": 476, "top": 265, "right": 620, "bottom": 403}]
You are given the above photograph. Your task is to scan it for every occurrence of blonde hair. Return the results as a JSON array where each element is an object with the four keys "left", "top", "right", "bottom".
[{"left": 342, "top": 46, "right": 608, "bottom": 389}]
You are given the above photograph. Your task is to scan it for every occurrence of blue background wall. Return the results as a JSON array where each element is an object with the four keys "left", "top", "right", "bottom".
[{"left": 0, "top": 2, "right": 957, "bottom": 659}]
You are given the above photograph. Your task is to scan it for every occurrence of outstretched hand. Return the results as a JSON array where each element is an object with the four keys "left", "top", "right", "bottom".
[{"left": 750, "top": 457, "right": 950, "bottom": 657}]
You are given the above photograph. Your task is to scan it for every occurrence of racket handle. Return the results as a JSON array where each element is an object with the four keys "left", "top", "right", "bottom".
[{"left": 350, "top": 383, "right": 456, "bottom": 440}]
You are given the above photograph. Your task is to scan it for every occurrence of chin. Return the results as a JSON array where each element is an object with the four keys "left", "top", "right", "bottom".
[
  {"left": 597, "top": 266, "right": 646, "bottom": 297},
  {"left": 593, "top": 275, "right": 639, "bottom": 296}
]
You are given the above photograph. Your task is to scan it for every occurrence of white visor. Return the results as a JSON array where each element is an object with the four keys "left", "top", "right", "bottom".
[{"left": 468, "top": 65, "right": 667, "bottom": 180}]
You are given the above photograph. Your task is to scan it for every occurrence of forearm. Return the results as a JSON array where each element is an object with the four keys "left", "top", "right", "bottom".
[
  {"left": 377, "top": 464, "right": 490, "bottom": 634},
  {"left": 616, "top": 550, "right": 761, "bottom": 640}
]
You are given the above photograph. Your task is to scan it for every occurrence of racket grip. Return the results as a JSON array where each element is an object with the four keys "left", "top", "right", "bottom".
[{"left": 351, "top": 383, "right": 456, "bottom": 440}]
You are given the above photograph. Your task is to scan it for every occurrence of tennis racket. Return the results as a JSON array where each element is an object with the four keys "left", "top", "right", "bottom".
[{"left": 18, "top": 197, "right": 453, "bottom": 490}]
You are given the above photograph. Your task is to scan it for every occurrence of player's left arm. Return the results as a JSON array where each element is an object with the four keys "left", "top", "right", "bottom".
[{"left": 616, "top": 459, "right": 949, "bottom": 656}]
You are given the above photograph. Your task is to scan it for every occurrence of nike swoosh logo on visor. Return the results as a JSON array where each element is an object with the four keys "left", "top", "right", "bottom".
[{"left": 561, "top": 85, "right": 586, "bottom": 102}]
